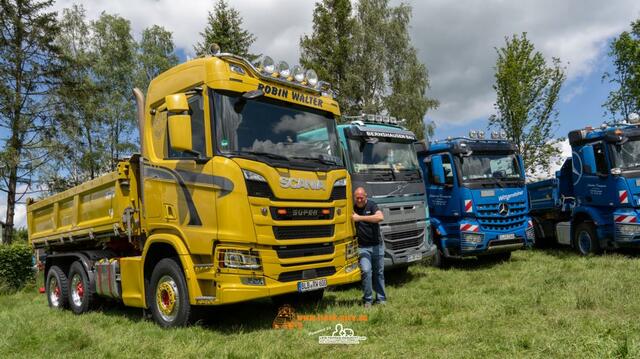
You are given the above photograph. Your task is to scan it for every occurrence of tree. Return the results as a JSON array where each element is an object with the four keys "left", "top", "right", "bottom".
[
  {"left": 0, "top": 0, "right": 63, "bottom": 244},
  {"left": 48, "top": 4, "right": 107, "bottom": 189},
  {"left": 490, "top": 33, "right": 566, "bottom": 175},
  {"left": 194, "top": 0, "right": 258, "bottom": 60},
  {"left": 603, "top": 19, "right": 640, "bottom": 120},
  {"left": 300, "top": 0, "right": 437, "bottom": 139},
  {"left": 136, "top": 25, "right": 179, "bottom": 93},
  {"left": 300, "top": 0, "right": 356, "bottom": 113},
  {"left": 92, "top": 12, "right": 137, "bottom": 170}
]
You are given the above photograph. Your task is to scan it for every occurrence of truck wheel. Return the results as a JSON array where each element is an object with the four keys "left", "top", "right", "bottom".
[
  {"left": 431, "top": 247, "right": 448, "bottom": 268},
  {"left": 68, "top": 261, "right": 93, "bottom": 314},
  {"left": 149, "top": 258, "right": 192, "bottom": 327},
  {"left": 46, "top": 265, "right": 69, "bottom": 309},
  {"left": 574, "top": 222, "right": 601, "bottom": 256}
]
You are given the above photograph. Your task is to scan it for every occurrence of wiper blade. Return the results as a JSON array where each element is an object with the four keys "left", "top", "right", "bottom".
[
  {"left": 229, "top": 150, "right": 290, "bottom": 162},
  {"left": 291, "top": 156, "right": 339, "bottom": 166}
]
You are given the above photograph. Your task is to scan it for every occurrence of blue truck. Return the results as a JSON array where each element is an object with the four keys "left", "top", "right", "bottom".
[
  {"left": 528, "top": 118, "right": 640, "bottom": 254},
  {"left": 415, "top": 131, "right": 534, "bottom": 266},
  {"left": 336, "top": 115, "right": 436, "bottom": 271}
]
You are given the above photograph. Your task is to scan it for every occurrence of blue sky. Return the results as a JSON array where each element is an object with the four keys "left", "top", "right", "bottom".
[{"left": 432, "top": 52, "right": 618, "bottom": 140}]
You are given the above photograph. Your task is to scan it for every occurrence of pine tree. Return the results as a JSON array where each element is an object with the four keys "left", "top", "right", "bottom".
[
  {"left": 194, "top": 0, "right": 258, "bottom": 60},
  {"left": 0, "top": 0, "right": 64, "bottom": 243}
]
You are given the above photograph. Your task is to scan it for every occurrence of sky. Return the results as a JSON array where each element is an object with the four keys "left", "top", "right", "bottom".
[{"left": 3, "top": 0, "right": 640, "bottom": 228}]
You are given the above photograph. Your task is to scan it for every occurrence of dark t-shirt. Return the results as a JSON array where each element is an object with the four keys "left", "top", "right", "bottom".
[{"left": 354, "top": 200, "right": 381, "bottom": 246}]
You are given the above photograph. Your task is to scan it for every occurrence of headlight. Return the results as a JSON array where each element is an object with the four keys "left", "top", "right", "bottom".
[
  {"left": 617, "top": 223, "right": 639, "bottom": 235},
  {"left": 346, "top": 241, "right": 358, "bottom": 260},
  {"left": 242, "top": 169, "right": 267, "bottom": 182},
  {"left": 220, "top": 249, "right": 261, "bottom": 270},
  {"left": 334, "top": 178, "right": 347, "bottom": 187},
  {"left": 462, "top": 233, "right": 484, "bottom": 243},
  {"left": 345, "top": 262, "right": 358, "bottom": 273}
]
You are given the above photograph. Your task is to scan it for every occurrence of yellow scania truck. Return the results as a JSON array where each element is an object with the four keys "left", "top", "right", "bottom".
[{"left": 28, "top": 51, "right": 360, "bottom": 327}]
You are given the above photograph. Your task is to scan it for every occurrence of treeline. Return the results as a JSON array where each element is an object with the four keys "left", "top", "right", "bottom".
[{"left": 0, "top": 0, "right": 438, "bottom": 243}]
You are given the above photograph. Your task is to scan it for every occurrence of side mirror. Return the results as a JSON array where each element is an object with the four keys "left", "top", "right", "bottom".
[
  {"left": 166, "top": 94, "right": 192, "bottom": 153},
  {"left": 582, "top": 145, "right": 596, "bottom": 175},
  {"left": 430, "top": 156, "right": 446, "bottom": 185}
]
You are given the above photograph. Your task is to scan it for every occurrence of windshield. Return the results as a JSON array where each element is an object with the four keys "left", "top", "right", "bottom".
[
  {"left": 347, "top": 138, "right": 419, "bottom": 173},
  {"left": 212, "top": 90, "right": 343, "bottom": 167},
  {"left": 460, "top": 153, "right": 522, "bottom": 181},
  {"left": 611, "top": 140, "right": 640, "bottom": 169}
]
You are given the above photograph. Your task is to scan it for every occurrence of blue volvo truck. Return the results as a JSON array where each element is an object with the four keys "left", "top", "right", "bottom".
[
  {"left": 528, "top": 117, "right": 640, "bottom": 254},
  {"left": 336, "top": 115, "right": 436, "bottom": 271},
  {"left": 415, "top": 131, "right": 534, "bottom": 266}
]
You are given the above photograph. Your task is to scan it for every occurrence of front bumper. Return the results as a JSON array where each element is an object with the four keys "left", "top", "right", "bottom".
[
  {"left": 455, "top": 230, "right": 527, "bottom": 256},
  {"left": 212, "top": 260, "right": 361, "bottom": 305}
]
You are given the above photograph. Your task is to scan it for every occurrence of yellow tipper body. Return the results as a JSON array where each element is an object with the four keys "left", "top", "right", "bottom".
[{"left": 28, "top": 55, "right": 360, "bottom": 313}]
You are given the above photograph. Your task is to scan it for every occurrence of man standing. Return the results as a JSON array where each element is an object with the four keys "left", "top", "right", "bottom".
[{"left": 352, "top": 187, "right": 386, "bottom": 308}]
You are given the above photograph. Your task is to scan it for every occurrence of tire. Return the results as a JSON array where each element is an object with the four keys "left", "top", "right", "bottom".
[
  {"left": 574, "top": 222, "right": 601, "bottom": 256},
  {"left": 148, "top": 258, "right": 192, "bottom": 327},
  {"left": 68, "top": 261, "right": 93, "bottom": 314},
  {"left": 431, "top": 246, "right": 448, "bottom": 269},
  {"left": 46, "top": 265, "right": 69, "bottom": 309}
]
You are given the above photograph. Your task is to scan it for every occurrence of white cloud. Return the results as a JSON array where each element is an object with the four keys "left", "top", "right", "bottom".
[{"left": 50, "top": 0, "right": 640, "bottom": 129}]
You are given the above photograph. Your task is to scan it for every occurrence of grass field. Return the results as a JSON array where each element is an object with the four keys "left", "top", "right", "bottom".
[{"left": 2, "top": 248, "right": 640, "bottom": 358}]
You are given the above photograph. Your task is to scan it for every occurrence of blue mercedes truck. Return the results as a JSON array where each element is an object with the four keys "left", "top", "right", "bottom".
[
  {"left": 415, "top": 131, "right": 534, "bottom": 266},
  {"left": 336, "top": 115, "right": 436, "bottom": 271},
  {"left": 528, "top": 117, "right": 640, "bottom": 254}
]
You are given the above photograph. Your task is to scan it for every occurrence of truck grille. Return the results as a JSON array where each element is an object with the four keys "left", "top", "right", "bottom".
[
  {"left": 275, "top": 243, "right": 334, "bottom": 258},
  {"left": 476, "top": 201, "right": 528, "bottom": 232},
  {"left": 273, "top": 225, "right": 334, "bottom": 240},
  {"left": 384, "top": 229, "right": 424, "bottom": 250},
  {"left": 278, "top": 266, "right": 336, "bottom": 282}
]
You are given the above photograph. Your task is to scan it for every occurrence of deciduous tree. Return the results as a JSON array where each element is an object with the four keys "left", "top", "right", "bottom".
[
  {"left": 603, "top": 19, "right": 640, "bottom": 120},
  {"left": 490, "top": 33, "right": 566, "bottom": 175}
]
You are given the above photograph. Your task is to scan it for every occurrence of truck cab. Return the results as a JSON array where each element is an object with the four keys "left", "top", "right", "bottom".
[
  {"left": 335, "top": 116, "right": 436, "bottom": 271},
  {"left": 28, "top": 51, "right": 360, "bottom": 327},
  {"left": 416, "top": 131, "right": 534, "bottom": 265},
  {"left": 528, "top": 116, "right": 640, "bottom": 254}
]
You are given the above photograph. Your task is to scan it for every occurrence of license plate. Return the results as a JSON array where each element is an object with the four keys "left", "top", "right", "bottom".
[
  {"left": 499, "top": 233, "right": 516, "bottom": 240},
  {"left": 297, "top": 278, "right": 327, "bottom": 293},
  {"left": 407, "top": 253, "right": 422, "bottom": 262}
]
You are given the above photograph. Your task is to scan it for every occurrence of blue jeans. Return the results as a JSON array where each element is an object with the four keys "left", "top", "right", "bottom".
[{"left": 359, "top": 244, "right": 386, "bottom": 304}]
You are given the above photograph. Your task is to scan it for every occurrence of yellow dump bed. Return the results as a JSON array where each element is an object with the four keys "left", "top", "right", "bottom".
[{"left": 28, "top": 161, "right": 138, "bottom": 249}]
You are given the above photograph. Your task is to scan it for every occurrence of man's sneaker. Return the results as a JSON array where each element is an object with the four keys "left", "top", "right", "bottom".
[
  {"left": 363, "top": 302, "right": 372, "bottom": 309},
  {"left": 374, "top": 300, "right": 387, "bottom": 306}
]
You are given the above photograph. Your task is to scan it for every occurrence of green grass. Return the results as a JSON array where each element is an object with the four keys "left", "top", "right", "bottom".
[{"left": 3, "top": 249, "right": 640, "bottom": 358}]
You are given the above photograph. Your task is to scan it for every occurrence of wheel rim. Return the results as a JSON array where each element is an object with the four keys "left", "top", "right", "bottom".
[
  {"left": 70, "top": 274, "right": 84, "bottom": 307},
  {"left": 49, "top": 276, "right": 60, "bottom": 307},
  {"left": 156, "top": 275, "right": 179, "bottom": 323},
  {"left": 578, "top": 230, "right": 592, "bottom": 254}
]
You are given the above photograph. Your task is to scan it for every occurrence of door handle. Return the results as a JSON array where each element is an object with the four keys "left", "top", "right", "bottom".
[{"left": 164, "top": 204, "right": 177, "bottom": 220}]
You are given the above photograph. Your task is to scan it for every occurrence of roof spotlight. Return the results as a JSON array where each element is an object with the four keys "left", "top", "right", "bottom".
[
  {"left": 469, "top": 130, "right": 478, "bottom": 139},
  {"left": 277, "top": 61, "right": 290, "bottom": 78},
  {"left": 261, "top": 56, "right": 275, "bottom": 74},
  {"left": 499, "top": 130, "right": 507, "bottom": 139},
  {"left": 292, "top": 65, "right": 305, "bottom": 83},
  {"left": 478, "top": 130, "right": 485, "bottom": 139},
  {"left": 305, "top": 69, "right": 318, "bottom": 87},
  {"left": 491, "top": 131, "right": 499, "bottom": 139}
]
